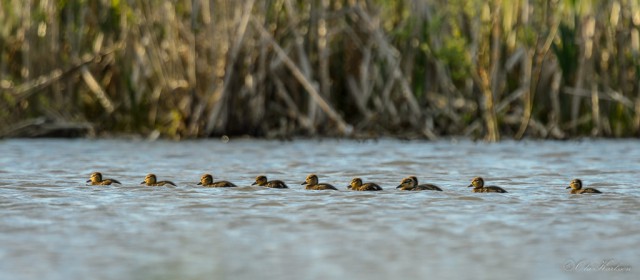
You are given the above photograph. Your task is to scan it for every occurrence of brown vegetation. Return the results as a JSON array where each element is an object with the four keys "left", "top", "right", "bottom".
[{"left": 1, "top": 0, "right": 639, "bottom": 140}]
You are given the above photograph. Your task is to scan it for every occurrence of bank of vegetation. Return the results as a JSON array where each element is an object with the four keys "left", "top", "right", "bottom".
[{"left": 1, "top": 0, "right": 639, "bottom": 140}]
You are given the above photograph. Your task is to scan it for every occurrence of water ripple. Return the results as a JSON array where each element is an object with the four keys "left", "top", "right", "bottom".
[{"left": 0, "top": 139, "right": 639, "bottom": 280}]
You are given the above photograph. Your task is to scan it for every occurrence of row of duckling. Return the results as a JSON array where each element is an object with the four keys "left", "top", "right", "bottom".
[{"left": 87, "top": 172, "right": 601, "bottom": 194}]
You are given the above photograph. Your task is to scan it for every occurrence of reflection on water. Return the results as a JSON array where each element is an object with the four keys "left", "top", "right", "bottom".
[{"left": 0, "top": 139, "right": 639, "bottom": 280}]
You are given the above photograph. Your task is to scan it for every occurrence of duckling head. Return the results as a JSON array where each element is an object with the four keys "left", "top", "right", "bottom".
[
  {"left": 567, "top": 179, "right": 582, "bottom": 190},
  {"left": 348, "top": 177, "right": 363, "bottom": 189},
  {"left": 87, "top": 172, "right": 103, "bottom": 183},
  {"left": 252, "top": 175, "right": 267, "bottom": 186},
  {"left": 409, "top": 176, "right": 419, "bottom": 185},
  {"left": 142, "top": 173, "right": 157, "bottom": 185},
  {"left": 468, "top": 177, "right": 484, "bottom": 188},
  {"left": 301, "top": 174, "right": 319, "bottom": 185},
  {"left": 397, "top": 177, "right": 416, "bottom": 189},
  {"left": 198, "top": 174, "right": 213, "bottom": 185}
]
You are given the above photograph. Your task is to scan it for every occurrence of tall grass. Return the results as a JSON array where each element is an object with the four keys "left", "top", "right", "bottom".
[{"left": 1, "top": 0, "right": 639, "bottom": 140}]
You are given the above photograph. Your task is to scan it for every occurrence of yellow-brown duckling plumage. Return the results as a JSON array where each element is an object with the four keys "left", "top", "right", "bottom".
[
  {"left": 347, "top": 177, "right": 383, "bottom": 191},
  {"left": 301, "top": 174, "right": 338, "bottom": 190},
  {"left": 396, "top": 176, "right": 442, "bottom": 191},
  {"left": 566, "top": 179, "right": 601, "bottom": 194},
  {"left": 86, "top": 172, "right": 121, "bottom": 185},
  {"left": 141, "top": 173, "right": 176, "bottom": 186},
  {"left": 252, "top": 175, "right": 288, "bottom": 189},
  {"left": 197, "top": 174, "right": 237, "bottom": 188},
  {"left": 468, "top": 177, "right": 507, "bottom": 193}
]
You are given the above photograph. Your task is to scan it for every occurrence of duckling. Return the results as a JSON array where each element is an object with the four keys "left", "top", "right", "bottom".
[
  {"left": 140, "top": 173, "right": 176, "bottom": 186},
  {"left": 197, "top": 174, "right": 237, "bottom": 188},
  {"left": 347, "top": 177, "right": 383, "bottom": 191},
  {"left": 252, "top": 175, "right": 288, "bottom": 189},
  {"left": 467, "top": 177, "right": 507, "bottom": 193},
  {"left": 396, "top": 176, "right": 442, "bottom": 191},
  {"left": 566, "top": 178, "right": 601, "bottom": 194},
  {"left": 86, "top": 172, "right": 121, "bottom": 185},
  {"left": 301, "top": 174, "right": 338, "bottom": 190}
]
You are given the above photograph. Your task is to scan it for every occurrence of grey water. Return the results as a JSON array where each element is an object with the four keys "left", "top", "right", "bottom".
[{"left": 0, "top": 138, "right": 638, "bottom": 280}]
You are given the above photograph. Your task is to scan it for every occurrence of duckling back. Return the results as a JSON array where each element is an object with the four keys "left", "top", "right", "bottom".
[
  {"left": 202, "top": 181, "right": 237, "bottom": 188},
  {"left": 306, "top": 184, "right": 338, "bottom": 190},
  {"left": 90, "top": 179, "right": 121, "bottom": 186},
  {"left": 351, "top": 182, "right": 383, "bottom": 191},
  {"left": 578, "top": 188, "right": 601, "bottom": 194},
  {"left": 413, "top": 184, "right": 442, "bottom": 191},
  {"left": 473, "top": 186, "right": 507, "bottom": 193},
  {"left": 265, "top": 180, "right": 289, "bottom": 189},
  {"left": 99, "top": 179, "right": 121, "bottom": 186},
  {"left": 152, "top": 181, "right": 177, "bottom": 187}
]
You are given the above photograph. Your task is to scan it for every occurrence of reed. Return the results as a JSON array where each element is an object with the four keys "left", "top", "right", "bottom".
[{"left": 1, "top": 0, "right": 639, "bottom": 140}]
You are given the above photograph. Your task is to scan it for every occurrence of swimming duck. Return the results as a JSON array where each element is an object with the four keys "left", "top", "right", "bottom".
[
  {"left": 301, "top": 174, "right": 338, "bottom": 190},
  {"left": 140, "top": 173, "right": 176, "bottom": 186},
  {"left": 467, "top": 177, "right": 507, "bottom": 193},
  {"left": 566, "top": 179, "right": 601, "bottom": 194},
  {"left": 396, "top": 176, "right": 442, "bottom": 191},
  {"left": 347, "top": 177, "right": 383, "bottom": 191},
  {"left": 197, "top": 174, "right": 237, "bottom": 188},
  {"left": 252, "top": 175, "right": 288, "bottom": 189},
  {"left": 86, "top": 172, "right": 121, "bottom": 185}
]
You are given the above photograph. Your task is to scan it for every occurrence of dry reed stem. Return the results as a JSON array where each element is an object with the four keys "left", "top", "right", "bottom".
[
  {"left": 252, "top": 19, "right": 352, "bottom": 135},
  {"left": 80, "top": 66, "right": 114, "bottom": 113},
  {"left": 590, "top": 82, "right": 601, "bottom": 136},
  {"left": 204, "top": 0, "right": 255, "bottom": 135},
  {"left": 514, "top": 50, "right": 533, "bottom": 140},
  {"left": 283, "top": 0, "right": 318, "bottom": 125},
  {"left": 549, "top": 70, "right": 565, "bottom": 138},
  {"left": 354, "top": 6, "right": 421, "bottom": 121},
  {"left": 273, "top": 76, "right": 314, "bottom": 132}
]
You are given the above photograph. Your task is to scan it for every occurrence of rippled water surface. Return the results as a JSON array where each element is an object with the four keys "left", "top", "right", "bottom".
[{"left": 1, "top": 138, "right": 639, "bottom": 280}]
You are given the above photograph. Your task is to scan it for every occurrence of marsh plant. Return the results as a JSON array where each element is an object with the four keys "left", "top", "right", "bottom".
[{"left": 2, "top": 0, "right": 639, "bottom": 140}]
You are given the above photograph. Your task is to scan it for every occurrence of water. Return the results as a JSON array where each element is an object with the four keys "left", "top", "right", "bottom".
[{"left": 0, "top": 138, "right": 638, "bottom": 280}]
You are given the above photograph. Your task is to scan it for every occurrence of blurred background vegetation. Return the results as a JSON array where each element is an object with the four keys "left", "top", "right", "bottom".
[{"left": 1, "top": 0, "right": 639, "bottom": 141}]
